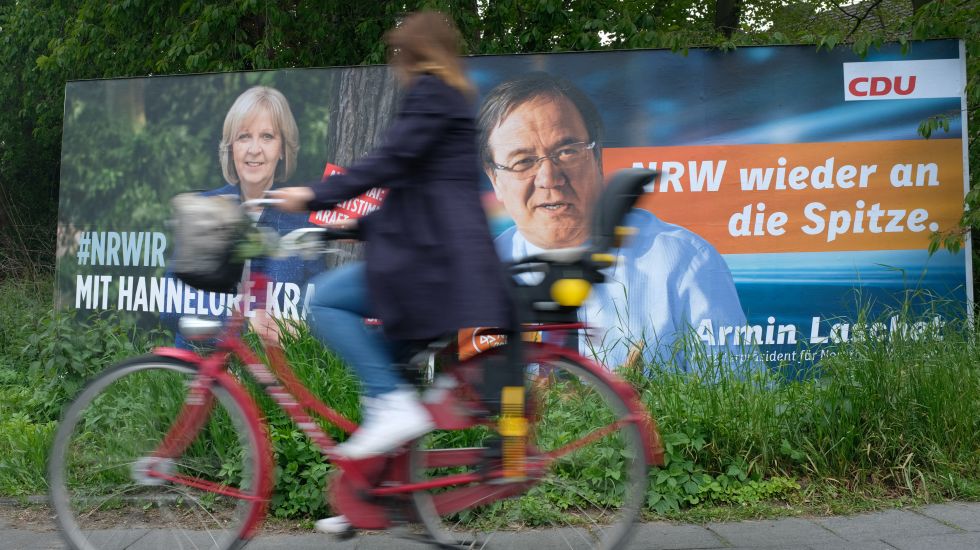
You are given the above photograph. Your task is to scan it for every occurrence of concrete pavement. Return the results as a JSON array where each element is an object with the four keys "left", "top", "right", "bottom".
[{"left": 2, "top": 501, "right": 979, "bottom": 549}]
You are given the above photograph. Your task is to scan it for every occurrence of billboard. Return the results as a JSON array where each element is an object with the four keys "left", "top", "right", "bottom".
[{"left": 55, "top": 40, "right": 970, "bottom": 371}]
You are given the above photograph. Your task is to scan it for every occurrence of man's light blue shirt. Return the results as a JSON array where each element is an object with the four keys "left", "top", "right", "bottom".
[{"left": 496, "top": 209, "right": 749, "bottom": 370}]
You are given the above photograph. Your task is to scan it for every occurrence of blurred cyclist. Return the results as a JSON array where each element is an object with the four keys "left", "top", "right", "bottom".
[{"left": 270, "top": 8, "right": 510, "bottom": 491}]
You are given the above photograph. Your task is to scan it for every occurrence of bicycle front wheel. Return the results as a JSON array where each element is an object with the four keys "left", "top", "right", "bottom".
[
  {"left": 48, "top": 355, "right": 264, "bottom": 550},
  {"left": 410, "top": 352, "right": 649, "bottom": 550}
]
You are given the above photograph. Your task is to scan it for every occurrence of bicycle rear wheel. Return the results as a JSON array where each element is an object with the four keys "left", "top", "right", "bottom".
[
  {"left": 48, "top": 355, "right": 264, "bottom": 550},
  {"left": 409, "top": 352, "right": 648, "bottom": 550}
]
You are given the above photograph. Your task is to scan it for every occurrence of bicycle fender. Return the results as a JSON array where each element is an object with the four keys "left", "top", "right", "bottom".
[{"left": 152, "top": 346, "right": 207, "bottom": 365}]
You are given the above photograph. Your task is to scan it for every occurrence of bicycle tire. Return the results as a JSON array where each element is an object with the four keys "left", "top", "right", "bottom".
[
  {"left": 409, "top": 351, "right": 648, "bottom": 550},
  {"left": 48, "top": 355, "right": 264, "bottom": 550}
]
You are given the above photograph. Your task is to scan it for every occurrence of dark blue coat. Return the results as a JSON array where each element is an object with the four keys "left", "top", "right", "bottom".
[{"left": 308, "top": 74, "right": 512, "bottom": 340}]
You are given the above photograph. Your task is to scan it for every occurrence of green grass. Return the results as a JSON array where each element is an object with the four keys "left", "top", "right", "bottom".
[
  {"left": 0, "top": 277, "right": 58, "bottom": 495},
  {"left": 628, "top": 308, "right": 980, "bottom": 514},
  {"left": 2, "top": 275, "right": 978, "bottom": 522}
]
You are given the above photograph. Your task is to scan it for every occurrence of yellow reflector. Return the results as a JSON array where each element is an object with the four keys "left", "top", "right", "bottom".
[
  {"left": 499, "top": 416, "right": 528, "bottom": 437},
  {"left": 591, "top": 253, "right": 616, "bottom": 267},
  {"left": 550, "top": 278, "right": 591, "bottom": 306},
  {"left": 500, "top": 386, "right": 526, "bottom": 478}
]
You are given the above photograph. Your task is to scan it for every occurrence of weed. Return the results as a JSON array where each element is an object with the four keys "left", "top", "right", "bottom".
[
  {"left": 2, "top": 276, "right": 978, "bottom": 524},
  {"left": 0, "top": 412, "right": 55, "bottom": 495}
]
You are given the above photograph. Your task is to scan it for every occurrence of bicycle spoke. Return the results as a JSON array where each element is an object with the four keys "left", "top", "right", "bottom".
[
  {"left": 49, "top": 356, "right": 264, "bottom": 550},
  {"left": 409, "top": 351, "right": 648, "bottom": 550}
]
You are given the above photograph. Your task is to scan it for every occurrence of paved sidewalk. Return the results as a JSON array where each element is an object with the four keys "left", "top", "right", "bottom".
[{"left": 2, "top": 502, "right": 979, "bottom": 549}]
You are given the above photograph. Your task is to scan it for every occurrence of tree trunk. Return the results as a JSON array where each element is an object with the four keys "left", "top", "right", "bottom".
[
  {"left": 321, "top": 66, "right": 398, "bottom": 268},
  {"left": 714, "top": 0, "right": 742, "bottom": 38},
  {"left": 326, "top": 66, "right": 398, "bottom": 165}
]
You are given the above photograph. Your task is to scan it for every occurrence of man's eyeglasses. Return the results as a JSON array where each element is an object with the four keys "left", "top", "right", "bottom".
[{"left": 491, "top": 141, "right": 596, "bottom": 176}]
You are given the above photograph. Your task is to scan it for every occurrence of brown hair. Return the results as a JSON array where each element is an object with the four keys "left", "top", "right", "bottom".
[{"left": 385, "top": 10, "right": 475, "bottom": 99}]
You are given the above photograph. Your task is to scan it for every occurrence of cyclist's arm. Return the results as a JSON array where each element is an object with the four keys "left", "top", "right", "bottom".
[{"left": 308, "top": 75, "right": 456, "bottom": 210}]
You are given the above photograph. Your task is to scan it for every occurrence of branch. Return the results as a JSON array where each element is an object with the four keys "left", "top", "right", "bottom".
[
  {"left": 843, "top": 0, "right": 885, "bottom": 41},
  {"left": 834, "top": 4, "right": 861, "bottom": 21}
]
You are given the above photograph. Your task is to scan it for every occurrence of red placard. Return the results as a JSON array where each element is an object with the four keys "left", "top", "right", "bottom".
[{"left": 308, "top": 163, "right": 387, "bottom": 225}]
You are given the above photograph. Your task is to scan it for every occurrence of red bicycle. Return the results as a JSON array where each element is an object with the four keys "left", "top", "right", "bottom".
[{"left": 48, "top": 169, "right": 664, "bottom": 550}]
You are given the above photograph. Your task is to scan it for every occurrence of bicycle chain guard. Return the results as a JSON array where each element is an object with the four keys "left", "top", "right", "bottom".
[{"left": 329, "top": 454, "right": 411, "bottom": 530}]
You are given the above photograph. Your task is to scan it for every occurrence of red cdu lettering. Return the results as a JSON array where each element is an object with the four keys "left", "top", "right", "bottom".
[
  {"left": 848, "top": 77, "right": 869, "bottom": 96},
  {"left": 893, "top": 75, "right": 916, "bottom": 95},
  {"left": 869, "top": 76, "right": 892, "bottom": 96},
  {"left": 849, "top": 75, "right": 917, "bottom": 98}
]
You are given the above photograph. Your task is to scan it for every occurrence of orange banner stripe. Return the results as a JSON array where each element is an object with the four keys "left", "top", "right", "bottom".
[{"left": 603, "top": 140, "right": 964, "bottom": 254}]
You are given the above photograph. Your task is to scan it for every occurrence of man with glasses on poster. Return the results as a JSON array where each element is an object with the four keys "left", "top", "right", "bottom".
[{"left": 478, "top": 72, "right": 750, "bottom": 372}]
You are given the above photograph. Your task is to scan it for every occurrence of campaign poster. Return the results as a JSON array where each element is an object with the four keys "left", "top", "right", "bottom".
[
  {"left": 55, "top": 68, "right": 396, "bottom": 347},
  {"left": 55, "top": 41, "right": 970, "bottom": 371}
]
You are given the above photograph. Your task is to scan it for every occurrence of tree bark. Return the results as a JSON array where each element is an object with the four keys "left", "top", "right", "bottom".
[
  {"left": 714, "top": 0, "right": 742, "bottom": 38},
  {"left": 326, "top": 66, "right": 398, "bottom": 165},
  {"left": 321, "top": 66, "right": 398, "bottom": 268}
]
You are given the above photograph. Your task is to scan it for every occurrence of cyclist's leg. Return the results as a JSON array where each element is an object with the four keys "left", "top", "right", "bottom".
[
  {"left": 308, "top": 262, "right": 401, "bottom": 398},
  {"left": 308, "top": 262, "right": 434, "bottom": 533},
  {"left": 307, "top": 262, "right": 433, "bottom": 459}
]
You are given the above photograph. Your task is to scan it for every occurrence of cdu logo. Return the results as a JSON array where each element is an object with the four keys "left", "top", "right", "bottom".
[
  {"left": 847, "top": 75, "right": 916, "bottom": 97},
  {"left": 843, "top": 58, "right": 964, "bottom": 101}
]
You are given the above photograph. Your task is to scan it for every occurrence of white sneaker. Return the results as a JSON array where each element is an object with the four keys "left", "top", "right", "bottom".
[
  {"left": 315, "top": 514, "right": 351, "bottom": 535},
  {"left": 334, "top": 388, "right": 435, "bottom": 459}
]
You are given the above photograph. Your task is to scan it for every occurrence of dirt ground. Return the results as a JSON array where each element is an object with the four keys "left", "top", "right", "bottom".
[
  {"left": 0, "top": 502, "right": 57, "bottom": 530},
  {"left": 0, "top": 501, "right": 313, "bottom": 535}
]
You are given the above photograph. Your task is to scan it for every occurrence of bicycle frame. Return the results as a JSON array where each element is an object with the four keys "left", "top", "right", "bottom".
[{"left": 146, "top": 269, "right": 664, "bottom": 538}]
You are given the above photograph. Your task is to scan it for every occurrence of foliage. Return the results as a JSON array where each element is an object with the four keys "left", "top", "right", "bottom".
[
  {"left": 0, "top": 412, "right": 56, "bottom": 495},
  {"left": 16, "top": 309, "right": 162, "bottom": 421},
  {"left": 266, "top": 423, "right": 332, "bottom": 518},
  {"left": 632, "top": 303, "right": 980, "bottom": 513},
  {"left": 0, "top": 278, "right": 50, "bottom": 366},
  {"left": 3, "top": 274, "right": 980, "bottom": 518},
  {"left": 643, "top": 429, "right": 801, "bottom": 513}
]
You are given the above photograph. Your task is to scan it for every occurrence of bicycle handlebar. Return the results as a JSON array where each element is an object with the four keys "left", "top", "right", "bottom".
[
  {"left": 241, "top": 198, "right": 285, "bottom": 208},
  {"left": 271, "top": 226, "right": 359, "bottom": 261},
  {"left": 231, "top": 197, "right": 360, "bottom": 259}
]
